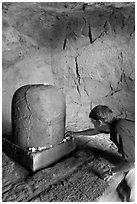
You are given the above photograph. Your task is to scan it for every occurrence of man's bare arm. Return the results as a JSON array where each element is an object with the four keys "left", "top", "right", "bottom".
[
  {"left": 112, "top": 160, "right": 135, "bottom": 174},
  {"left": 98, "top": 159, "right": 134, "bottom": 181},
  {"left": 65, "top": 128, "right": 100, "bottom": 138}
]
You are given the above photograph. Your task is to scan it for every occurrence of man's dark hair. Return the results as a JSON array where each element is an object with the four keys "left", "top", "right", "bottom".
[{"left": 89, "top": 105, "right": 114, "bottom": 123}]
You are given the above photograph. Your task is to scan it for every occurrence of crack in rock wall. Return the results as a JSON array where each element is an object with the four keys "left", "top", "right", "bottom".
[{"left": 2, "top": 2, "right": 135, "bottom": 136}]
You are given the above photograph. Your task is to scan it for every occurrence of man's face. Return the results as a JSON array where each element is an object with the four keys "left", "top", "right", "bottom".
[
  {"left": 90, "top": 118, "right": 110, "bottom": 133},
  {"left": 90, "top": 118, "right": 100, "bottom": 130}
]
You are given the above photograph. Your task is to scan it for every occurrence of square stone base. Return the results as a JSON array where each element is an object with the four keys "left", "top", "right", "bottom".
[{"left": 2, "top": 137, "right": 76, "bottom": 172}]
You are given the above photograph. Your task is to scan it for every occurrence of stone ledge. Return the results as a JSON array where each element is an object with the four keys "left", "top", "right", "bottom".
[
  {"left": 2, "top": 136, "right": 123, "bottom": 201},
  {"left": 2, "top": 137, "right": 76, "bottom": 171}
]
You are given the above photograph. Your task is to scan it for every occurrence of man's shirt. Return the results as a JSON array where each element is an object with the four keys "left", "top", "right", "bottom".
[{"left": 110, "top": 119, "right": 135, "bottom": 161}]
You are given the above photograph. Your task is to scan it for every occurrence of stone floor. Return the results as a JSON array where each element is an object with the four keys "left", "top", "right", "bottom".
[{"left": 2, "top": 134, "right": 123, "bottom": 202}]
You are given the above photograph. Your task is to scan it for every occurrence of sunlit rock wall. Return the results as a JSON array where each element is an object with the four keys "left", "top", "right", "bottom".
[{"left": 2, "top": 2, "right": 135, "bottom": 136}]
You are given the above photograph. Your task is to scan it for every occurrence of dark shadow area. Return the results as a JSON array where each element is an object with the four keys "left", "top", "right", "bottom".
[
  {"left": 2, "top": 118, "right": 12, "bottom": 137},
  {"left": 2, "top": 133, "right": 13, "bottom": 141},
  {"left": 86, "top": 145, "right": 123, "bottom": 165},
  {"left": 75, "top": 138, "right": 123, "bottom": 165}
]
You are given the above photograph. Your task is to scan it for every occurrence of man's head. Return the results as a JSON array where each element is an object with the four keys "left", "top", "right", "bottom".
[{"left": 89, "top": 105, "right": 114, "bottom": 132}]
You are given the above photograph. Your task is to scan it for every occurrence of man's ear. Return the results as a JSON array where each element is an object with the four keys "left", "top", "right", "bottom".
[
  {"left": 97, "top": 120, "right": 102, "bottom": 126},
  {"left": 99, "top": 120, "right": 106, "bottom": 126}
]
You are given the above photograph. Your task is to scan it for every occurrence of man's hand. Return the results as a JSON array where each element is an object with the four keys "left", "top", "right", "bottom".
[
  {"left": 100, "top": 170, "right": 113, "bottom": 181},
  {"left": 64, "top": 131, "right": 73, "bottom": 138},
  {"left": 99, "top": 160, "right": 135, "bottom": 182},
  {"left": 98, "top": 165, "right": 113, "bottom": 181}
]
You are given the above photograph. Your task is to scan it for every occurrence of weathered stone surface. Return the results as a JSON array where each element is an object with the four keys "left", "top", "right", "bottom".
[
  {"left": 3, "top": 134, "right": 123, "bottom": 202},
  {"left": 2, "top": 2, "right": 135, "bottom": 202},
  {"left": 11, "top": 85, "right": 66, "bottom": 148},
  {"left": 30, "top": 165, "right": 108, "bottom": 202},
  {"left": 2, "top": 2, "right": 135, "bottom": 136}
]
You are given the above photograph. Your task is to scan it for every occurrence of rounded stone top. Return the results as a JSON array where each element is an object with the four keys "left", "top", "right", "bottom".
[{"left": 12, "top": 84, "right": 66, "bottom": 148}]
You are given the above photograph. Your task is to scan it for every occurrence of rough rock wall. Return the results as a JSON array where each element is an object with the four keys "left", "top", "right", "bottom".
[{"left": 2, "top": 2, "right": 135, "bottom": 136}]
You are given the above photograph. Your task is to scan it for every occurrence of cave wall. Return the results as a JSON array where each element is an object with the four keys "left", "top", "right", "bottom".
[{"left": 2, "top": 2, "right": 135, "bottom": 136}]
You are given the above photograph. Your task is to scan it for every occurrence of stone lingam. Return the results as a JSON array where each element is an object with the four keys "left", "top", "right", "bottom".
[{"left": 3, "top": 84, "right": 76, "bottom": 171}]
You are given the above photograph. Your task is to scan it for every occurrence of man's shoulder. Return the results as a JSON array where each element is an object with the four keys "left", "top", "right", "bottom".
[
  {"left": 114, "top": 119, "right": 135, "bottom": 135},
  {"left": 116, "top": 119, "right": 135, "bottom": 127},
  {"left": 116, "top": 119, "right": 134, "bottom": 126}
]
